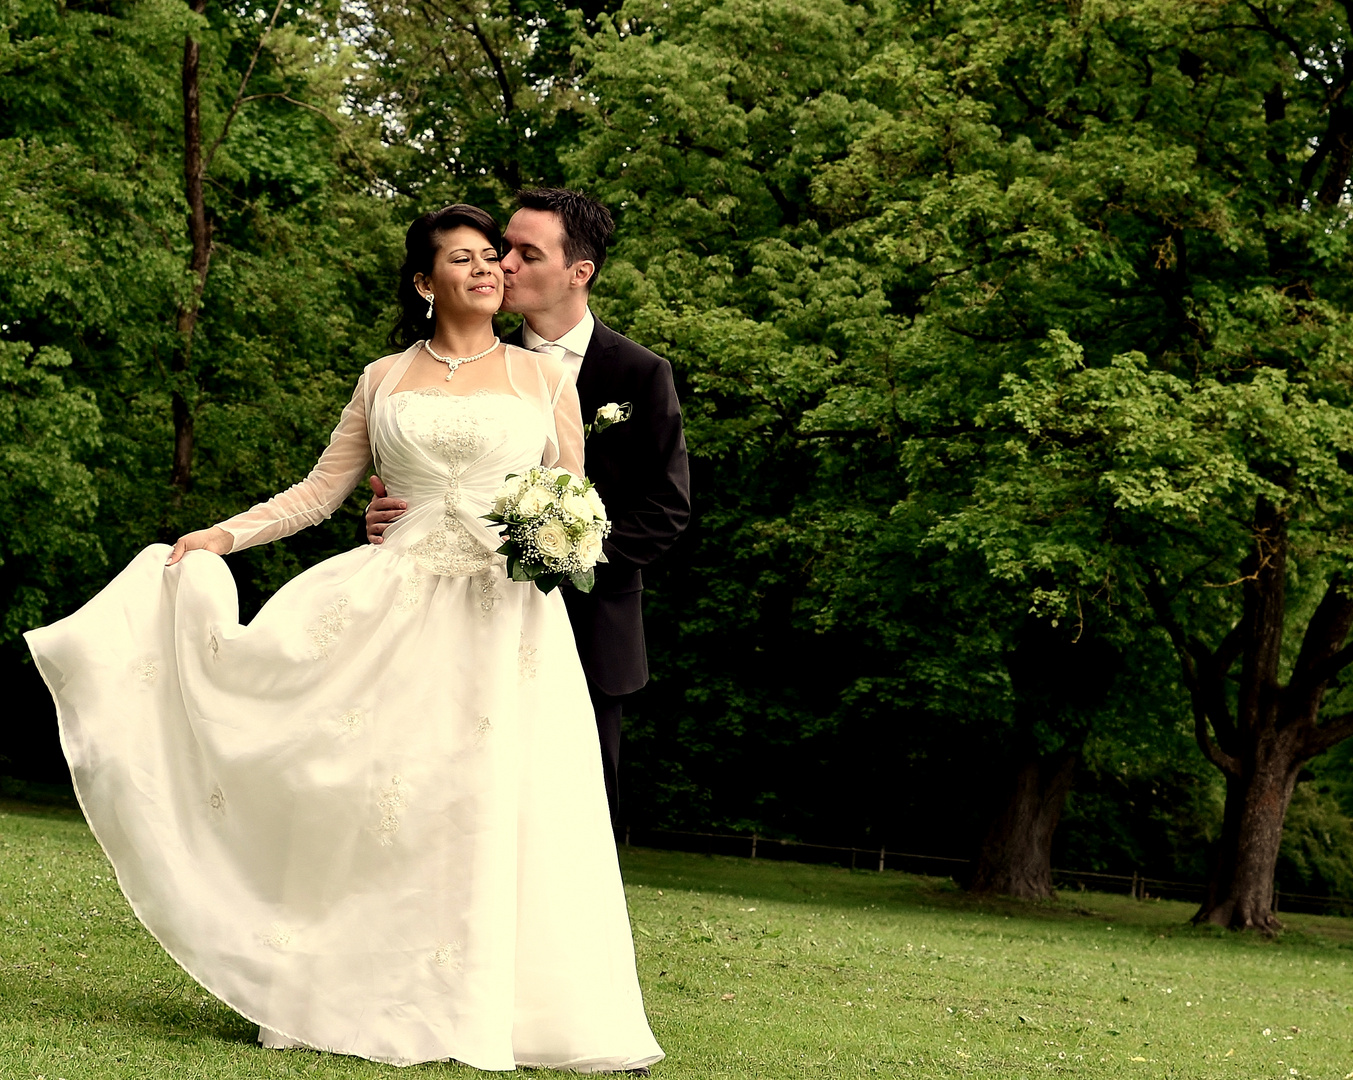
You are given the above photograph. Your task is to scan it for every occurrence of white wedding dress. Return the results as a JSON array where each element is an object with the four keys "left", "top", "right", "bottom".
[{"left": 24, "top": 343, "right": 664, "bottom": 1072}]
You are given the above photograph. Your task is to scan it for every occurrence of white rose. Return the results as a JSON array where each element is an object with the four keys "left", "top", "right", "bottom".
[
  {"left": 516, "top": 485, "right": 556, "bottom": 518},
  {"left": 583, "top": 486, "right": 607, "bottom": 522},
  {"left": 596, "top": 402, "right": 623, "bottom": 423},
  {"left": 534, "top": 520, "right": 571, "bottom": 560},
  {"left": 562, "top": 492, "right": 594, "bottom": 521},
  {"left": 492, "top": 476, "right": 527, "bottom": 513},
  {"left": 578, "top": 530, "right": 604, "bottom": 569}
]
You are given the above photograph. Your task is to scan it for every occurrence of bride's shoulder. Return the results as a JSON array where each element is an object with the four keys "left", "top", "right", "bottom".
[{"left": 361, "top": 343, "right": 421, "bottom": 386}]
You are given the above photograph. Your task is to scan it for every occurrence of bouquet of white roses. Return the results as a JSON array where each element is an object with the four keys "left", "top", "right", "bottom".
[{"left": 483, "top": 466, "right": 610, "bottom": 593}]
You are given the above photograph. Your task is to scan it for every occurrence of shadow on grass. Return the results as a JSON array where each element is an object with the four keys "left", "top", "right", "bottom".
[
  {"left": 0, "top": 779, "right": 79, "bottom": 812},
  {"left": 3, "top": 966, "right": 260, "bottom": 1047},
  {"left": 0, "top": 777, "right": 80, "bottom": 818},
  {"left": 618, "top": 846, "right": 1353, "bottom": 950}
]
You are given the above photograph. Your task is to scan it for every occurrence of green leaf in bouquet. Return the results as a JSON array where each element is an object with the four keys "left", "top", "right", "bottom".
[
  {"left": 535, "top": 572, "right": 565, "bottom": 594},
  {"left": 496, "top": 541, "right": 514, "bottom": 556},
  {"left": 523, "top": 561, "right": 549, "bottom": 580},
  {"left": 568, "top": 569, "right": 596, "bottom": 593}
]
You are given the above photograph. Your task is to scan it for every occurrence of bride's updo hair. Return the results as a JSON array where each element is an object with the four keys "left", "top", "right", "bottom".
[{"left": 389, "top": 203, "right": 502, "bottom": 348}]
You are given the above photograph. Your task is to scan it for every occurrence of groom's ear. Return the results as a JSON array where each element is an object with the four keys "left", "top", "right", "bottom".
[{"left": 569, "top": 260, "right": 596, "bottom": 289}]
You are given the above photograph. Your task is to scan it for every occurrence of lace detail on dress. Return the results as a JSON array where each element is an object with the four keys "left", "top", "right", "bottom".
[
  {"left": 474, "top": 715, "right": 493, "bottom": 745},
  {"left": 430, "top": 401, "right": 485, "bottom": 458},
  {"left": 518, "top": 640, "right": 538, "bottom": 681},
  {"left": 209, "top": 786, "right": 225, "bottom": 814},
  {"left": 432, "top": 940, "right": 464, "bottom": 971},
  {"left": 476, "top": 565, "right": 501, "bottom": 616},
  {"left": 376, "top": 775, "right": 406, "bottom": 846},
  {"left": 335, "top": 709, "right": 364, "bottom": 735},
  {"left": 261, "top": 923, "right": 294, "bottom": 950},
  {"left": 135, "top": 658, "right": 158, "bottom": 684},
  {"left": 397, "top": 568, "right": 427, "bottom": 610},
  {"left": 393, "top": 384, "right": 484, "bottom": 412},
  {"left": 308, "top": 596, "right": 351, "bottom": 659},
  {"left": 407, "top": 484, "right": 493, "bottom": 578},
  {"left": 394, "top": 392, "right": 496, "bottom": 581}
]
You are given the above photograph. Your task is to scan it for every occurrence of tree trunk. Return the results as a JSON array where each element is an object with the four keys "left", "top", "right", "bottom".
[
  {"left": 172, "top": 0, "right": 212, "bottom": 495},
  {"left": 968, "top": 747, "right": 1078, "bottom": 899},
  {"left": 1195, "top": 754, "right": 1299, "bottom": 931}
]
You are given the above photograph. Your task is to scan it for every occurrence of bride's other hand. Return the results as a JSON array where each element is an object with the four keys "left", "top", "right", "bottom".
[
  {"left": 166, "top": 527, "right": 233, "bottom": 566},
  {"left": 365, "top": 474, "right": 407, "bottom": 545}
]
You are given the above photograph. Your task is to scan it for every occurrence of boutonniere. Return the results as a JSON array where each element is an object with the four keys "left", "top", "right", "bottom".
[{"left": 586, "top": 402, "right": 631, "bottom": 439}]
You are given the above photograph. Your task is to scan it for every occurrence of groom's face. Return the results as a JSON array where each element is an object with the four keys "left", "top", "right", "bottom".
[{"left": 501, "top": 209, "right": 578, "bottom": 317}]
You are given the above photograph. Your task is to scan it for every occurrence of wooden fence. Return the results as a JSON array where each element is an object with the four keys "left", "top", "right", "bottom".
[{"left": 618, "top": 825, "right": 1353, "bottom": 918}]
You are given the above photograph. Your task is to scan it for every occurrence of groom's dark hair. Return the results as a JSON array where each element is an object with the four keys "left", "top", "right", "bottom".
[{"left": 516, "top": 188, "right": 615, "bottom": 291}]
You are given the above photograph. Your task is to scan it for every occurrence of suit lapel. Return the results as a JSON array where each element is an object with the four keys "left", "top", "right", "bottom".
[{"left": 578, "top": 317, "right": 620, "bottom": 416}]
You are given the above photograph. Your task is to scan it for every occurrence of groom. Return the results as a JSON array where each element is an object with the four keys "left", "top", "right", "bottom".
[{"left": 366, "top": 188, "right": 691, "bottom": 825}]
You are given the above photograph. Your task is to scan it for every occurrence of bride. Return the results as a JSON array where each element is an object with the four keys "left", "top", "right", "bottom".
[{"left": 24, "top": 204, "right": 664, "bottom": 1073}]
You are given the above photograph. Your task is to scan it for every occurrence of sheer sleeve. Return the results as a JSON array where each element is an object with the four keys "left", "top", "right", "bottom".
[
  {"left": 550, "top": 368, "right": 585, "bottom": 477},
  {"left": 213, "top": 372, "right": 374, "bottom": 553},
  {"left": 504, "top": 345, "right": 584, "bottom": 476}
]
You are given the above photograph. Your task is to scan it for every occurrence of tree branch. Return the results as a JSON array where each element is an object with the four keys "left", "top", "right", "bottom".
[
  {"left": 1305, "top": 710, "right": 1353, "bottom": 756},
  {"left": 1144, "top": 578, "right": 1242, "bottom": 777},
  {"left": 1288, "top": 576, "right": 1353, "bottom": 695},
  {"left": 1315, "top": 104, "right": 1353, "bottom": 207},
  {"left": 1208, "top": 618, "right": 1244, "bottom": 673},
  {"left": 203, "top": 0, "right": 287, "bottom": 175},
  {"left": 1242, "top": 2, "right": 1333, "bottom": 95},
  {"left": 237, "top": 92, "right": 344, "bottom": 129},
  {"left": 1197, "top": 620, "right": 1244, "bottom": 753},
  {"left": 464, "top": 19, "right": 514, "bottom": 117}
]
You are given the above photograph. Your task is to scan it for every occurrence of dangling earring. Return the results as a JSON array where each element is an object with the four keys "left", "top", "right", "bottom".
[{"left": 424, "top": 292, "right": 435, "bottom": 319}]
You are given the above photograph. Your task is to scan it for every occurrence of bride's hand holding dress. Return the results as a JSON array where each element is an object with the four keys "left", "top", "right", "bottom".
[{"left": 166, "top": 527, "right": 231, "bottom": 565}]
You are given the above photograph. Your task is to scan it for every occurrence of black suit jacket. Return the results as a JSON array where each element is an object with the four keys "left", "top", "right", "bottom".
[{"left": 505, "top": 317, "right": 691, "bottom": 695}]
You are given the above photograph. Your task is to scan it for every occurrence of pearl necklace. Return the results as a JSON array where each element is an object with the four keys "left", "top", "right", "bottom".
[{"left": 423, "top": 337, "right": 500, "bottom": 381}]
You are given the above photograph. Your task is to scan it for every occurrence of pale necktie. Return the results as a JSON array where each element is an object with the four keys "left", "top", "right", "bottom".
[{"left": 533, "top": 342, "right": 568, "bottom": 364}]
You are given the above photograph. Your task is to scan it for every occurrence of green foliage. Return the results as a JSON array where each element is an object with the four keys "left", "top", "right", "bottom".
[
  {"left": 937, "top": 322, "right": 1353, "bottom": 612},
  {"left": 1, "top": 0, "right": 401, "bottom": 610},
  {"left": 346, "top": 0, "right": 599, "bottom": 208},
  {"left": 0, "top": 341, "right": 104, "bottom": 641},
  {"left": 1280, "top": 782, "right": 1353, "bottom": 903},
  {"left": 1060, "top": 713, "right": 1224, "bottom": 881}
]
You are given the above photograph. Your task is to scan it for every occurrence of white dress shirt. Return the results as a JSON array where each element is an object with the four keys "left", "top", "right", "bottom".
[{"left": 521, "top": 308, "right": 595, "bottom": 380}]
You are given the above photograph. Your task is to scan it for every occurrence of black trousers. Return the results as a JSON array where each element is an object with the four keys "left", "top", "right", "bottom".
[{"left": 587, "top": 681, "right": 625, "bottom": 827}]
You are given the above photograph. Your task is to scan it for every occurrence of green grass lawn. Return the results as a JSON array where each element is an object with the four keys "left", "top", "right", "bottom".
[{"left": 1, "top": 801, "right": 1351, "bottom": 1079}]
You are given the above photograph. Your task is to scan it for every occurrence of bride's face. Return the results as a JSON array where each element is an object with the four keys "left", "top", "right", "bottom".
[{"left": 414, "top": 225, "right": 503, "bottom": 322}]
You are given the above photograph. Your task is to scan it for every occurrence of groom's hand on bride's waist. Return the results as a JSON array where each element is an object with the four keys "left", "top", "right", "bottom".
[{"left": 365, "top": 475, "right": 407, "bottom": 545}]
